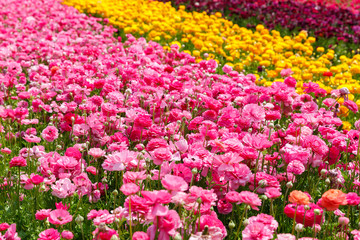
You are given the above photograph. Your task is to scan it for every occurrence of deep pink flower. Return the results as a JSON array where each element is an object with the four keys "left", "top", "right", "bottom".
[
  {"left": 287, "top": 160, "right": 305, "bottom": 175},
  {"left": 35, "top": 209, "right": 52, "bottom": 221},
  {"left": 152, "top": 147, "right": 172, "bottom": 165},
  {"left": 133, "top": 231, "right": 150, "bottom": 240},
  {"left": 265, "top": 187, "right": 281, "bottom": 199},
  {"left": 41, "top": 126, "right": 59, "bottom": 142},
  {"left": 346, "top": 192, "right": 360, "bottom": 206},
  {"left": 242, "top": 222, "right": 273, "bottom": 240},
  {"left": 48, "top": 209, "right": 72, "bottom": 225},
  {"left": 0, "top": 223, "right": 10, "bottom": 231},
  {"left": 61, "top": 230, "right": 74, "bottom": 240},
  {"left": 30, "top": 174, "right": 44, "bottom": 185},
  {"left": 9, "top": 156, "right": 27, "bottom": 168},
  {"left": 238, "top": 191, "right": 262, "bottom": 211},
  {"left": 344, "top": 100, "right": 358, "bottom": 113},
  {"left": 38, "top": 228, "right": 61, "bottom": 240},
  {"left": 242, "top": 104, "right": 265, "bottom": 123}
]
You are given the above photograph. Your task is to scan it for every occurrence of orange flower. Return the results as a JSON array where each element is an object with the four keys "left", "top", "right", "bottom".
[
  {"left": 288, "top": 190, "right": 310, "bottom": 205},
  {"left": 320, "top": 189, "right": 347, "bottom": 211}
]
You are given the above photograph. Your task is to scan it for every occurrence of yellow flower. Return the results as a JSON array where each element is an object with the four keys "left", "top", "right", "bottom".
[{"left": 342, "top": 121, "right": 352, "bottom": 130}]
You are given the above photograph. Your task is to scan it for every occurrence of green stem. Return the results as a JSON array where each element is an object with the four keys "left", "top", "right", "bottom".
[
  {"left": 235, "top": 206, "right": 248, "bottom": 239},
  {"left": 291, "top": 204, "right": 298, "bottom": 235}
]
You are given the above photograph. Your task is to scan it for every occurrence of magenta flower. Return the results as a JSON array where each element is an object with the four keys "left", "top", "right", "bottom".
[
  {"left": 242, "top": 222, "right": 273, "bottom": 240},
  {"left": 238, "top": 191, "right": 262, "bottom": 211},
  {"left": 38, "top": 228, "right": 60, "bottom": 240},
  {"left": 41, "top": 126, "right": 59, "bottom": 142},
  {"left": 9, "top": 156, "right": 27, "bottom": 168}
]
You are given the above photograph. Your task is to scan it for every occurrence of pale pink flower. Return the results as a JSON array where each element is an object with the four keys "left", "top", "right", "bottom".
[
  {"left": 161, "top": 174, "right": 188, "bottom": 193},
  {"left": 280, "top": 68, "right": 293, "bottom": 77},
  {"left": 51, "top": 178, "right": 76, "bottom": 198},
  {"left": 120, "top": 183, "right": 140, "bottom": 196},
  {"left": 102, "top": 150, "right": 138, "bottom": 171},
  {"left": 88, "top": 148, "right": 105, "bottom": 158},
  {"left": 276, "top": 234, "right": 296, "bottom": 240}
]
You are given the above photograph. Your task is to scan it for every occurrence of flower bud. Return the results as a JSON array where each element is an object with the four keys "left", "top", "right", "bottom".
[
  {"left": 259, "top": 180, "right": 267, "bottom": 188},
  {"left": 112, "top": 190, "right": 118, "bottom": 196},
  {"left": 304, "top": 205, "right": 310, "bottom": 210},
  {"left": 191, "top": 168, "right": 198, "bottom": 175},
  {"left": 174, "top": 233, "right": 182, "bottom": 240},
  {"left": 286, "top": 182, "right": 293, "bottom": 188},
  {"left": 243, "top": 219, "right": 249, "bottom": 227},
  {"left": 75, "top": 215, "right": 84, "bottom": 225},
  {"left": 229, "top": 221, "right": 235, "bottom": 229},
  {"left": 320, "top": 169, "right": 328, "bottom": 176},
  {"left": 295, "top": 223, "right": 304, "bottom": 232},
  {"left": 110, "top": 235, "right": 119, "bottom": 240},
  {"left": 325, "top": 178, "right": 331, "bottom": 185},
  {"left": 313, "top": 209, "right": 321, "bottom": 215},
  {"left": 338, "top": 217, "right": 349, "bottom": 226}
]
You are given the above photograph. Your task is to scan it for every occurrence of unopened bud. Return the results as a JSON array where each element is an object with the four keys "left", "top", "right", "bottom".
[
  {"left": 75, "top": 215, "right": 84, "bottom": 224},
  {"left": 295, "top": 223, "right": 304, "bottom": 232},
  {"left": 229, "top": 221, "right": 235, "bottom": 229},
  {"left": 191, "top": 168, "right": 198, "bottom": 175},
  {"left": 286, "top": 182, "right": 293, "bottom": 188}
]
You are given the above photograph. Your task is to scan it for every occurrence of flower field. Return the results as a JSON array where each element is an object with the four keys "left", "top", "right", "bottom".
[{"left": 1, "top": 0, "right": 360, "bottom": 239}]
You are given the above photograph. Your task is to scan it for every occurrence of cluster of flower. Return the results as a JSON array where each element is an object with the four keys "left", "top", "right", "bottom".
[
  {"left": 1, "top": 0, "right": 360, "bottom": 239},
  {"left": 161, "top": 0, "right": 360, "bottom": 44},
  {"left": 62, "top": 0, "right": 360, "bottom": 97}
]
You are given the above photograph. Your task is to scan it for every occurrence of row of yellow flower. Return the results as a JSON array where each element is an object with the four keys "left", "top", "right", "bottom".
[{"left": 62, "top": 0, "right": 360, "bottom": 109}]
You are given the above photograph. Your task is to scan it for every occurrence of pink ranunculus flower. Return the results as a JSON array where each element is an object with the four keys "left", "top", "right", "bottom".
[
  {"left": 51, "top": 178, "right": 76, "bottom": 199},
  {"left": 120, "top": 183, "right": 140, "bottom": 196},
  {"left": 88, "top": 148, "right": 105, "bottom": 158},
  {"left": 38, "top": 228, "right": 61, "bottom": 240},
  {"left": 48, "top": 209, "right": 73, "bottom": 225},
  {"left": 346, "top": 192, "right": 360, "bottom": 205},
  {"left": 41, "top": 126, "right": 59, "bottom": 142},
  {"left": 344, "top": 100, "right": 358, "bottom": 113},
  {"left": 265, "top": 187, "right": 282, "bottom": 199},
  {"left": 9, "top": 156, "right": 27, "bottom": 168},
  {"left": 242, "top": 104, "right": 265, "bottom": 123},
  {"left": 242, "top": 222, "right": 273, "bottom": 240},
  {"left": 161, "top": 174, "right": 188, "bottom": 193},
  {"left": 35, "top": 209, "right": 52, "bottom": 221},
  {"left": 61, "top": 230, "right": 74, "bottom": 240},
  {"left": 152, "top": 147, "right": 172, "bottom": 165},
  {"left": 238, "top": 191, "right": 262, "bottom": 211},
  {"left": 287, "top": 160, "right": 305, "bottom": 175},
  {"left": 276, "top": 234, "right": 296, "bottom": 240},
  {"left": 133, "top": 231, "right": 150, "bottom": 240}
]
